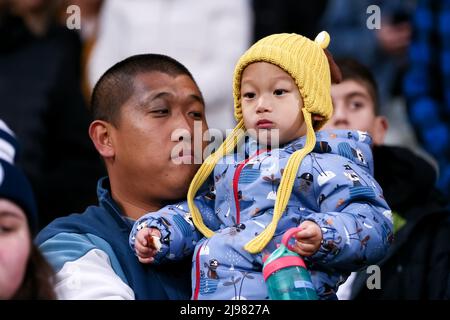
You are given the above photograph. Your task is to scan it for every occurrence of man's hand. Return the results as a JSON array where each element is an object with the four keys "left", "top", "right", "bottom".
[
  {"left": 290, "top": 221, "right": 323, "bottom": 257},
  {"left": 135, "top": 227, "right": 162, "bottom": 264}
]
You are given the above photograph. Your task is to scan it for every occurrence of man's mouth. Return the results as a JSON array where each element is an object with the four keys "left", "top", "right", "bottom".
[
  {"left": 256, "top": 119, "right": 274, "bottom": 129},
  {"left": 171, "top": 147, "right": 197, "bottom": 164},
  {"left": 178, "top": 149, "right": 194, "bottom": 159}
]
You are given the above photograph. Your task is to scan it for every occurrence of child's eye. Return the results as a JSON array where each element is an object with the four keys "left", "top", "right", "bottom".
[
  {"left": 243, "top": 92, "right": 255, "bottom": 99},
  {"left": 350, "top": 101, "right": 364, "bottom": 110},
  {"left": 274, "top": 89, "right": 287, "bottom": 96}
]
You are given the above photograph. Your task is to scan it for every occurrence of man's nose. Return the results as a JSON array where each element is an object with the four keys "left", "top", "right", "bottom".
[{"left": 172, "top": 114, "right": 194, "bottom": 141}]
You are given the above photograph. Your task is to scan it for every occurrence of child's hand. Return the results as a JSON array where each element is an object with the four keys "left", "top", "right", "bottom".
[
  {"left": 291, "top": 221, "right": 323, "bottom": 257},
  {"left": 135, "top": 227, "right": 162, "bottom": 264}
]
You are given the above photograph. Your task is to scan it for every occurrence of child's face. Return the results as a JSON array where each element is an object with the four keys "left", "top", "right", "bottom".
[
  {"left": 323, "top": 79, "right": 387, "bottom": 145},
  {"left": 240, "top": 62, "right": 306, "bottom": 145}
]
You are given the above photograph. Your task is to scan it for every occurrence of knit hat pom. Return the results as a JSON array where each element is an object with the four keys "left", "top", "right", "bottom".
[{"left": 314, "top": 31, "right": 330, "bottom": 49}]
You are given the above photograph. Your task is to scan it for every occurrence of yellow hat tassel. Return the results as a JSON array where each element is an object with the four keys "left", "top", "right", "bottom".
[
  {"left": 188, "top": 119, "right": 246, "bottom": 238},
  {"left": 244, "top": 109, "right": 317, "bottom": 254}
]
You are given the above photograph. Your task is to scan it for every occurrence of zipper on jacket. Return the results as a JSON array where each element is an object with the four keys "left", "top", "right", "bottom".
[
  {"left": 193, "top": 243, "right": 203, "bottom": 300},
  {"left": 232, "top": 149, "right": 266, "bottom": 225}
]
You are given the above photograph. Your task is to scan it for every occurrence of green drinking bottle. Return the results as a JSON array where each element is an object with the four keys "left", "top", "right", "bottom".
[{"left": 262, "top": 227, "right": 318, "bottom": 300}]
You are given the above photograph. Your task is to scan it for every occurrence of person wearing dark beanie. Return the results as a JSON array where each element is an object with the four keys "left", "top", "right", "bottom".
[{"left": 0, "top": 119, "right": 55, "bottom": 299}]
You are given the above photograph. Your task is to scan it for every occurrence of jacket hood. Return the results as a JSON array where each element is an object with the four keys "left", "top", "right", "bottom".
[{"left": 372, "top": 145, "right": 447, "bottom": 215}]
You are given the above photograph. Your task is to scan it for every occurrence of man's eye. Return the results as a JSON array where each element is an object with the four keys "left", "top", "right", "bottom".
[
  {"left": 243, "top": 92, "right": 255, "bottom": 99},
  {"left": 189, "top": 111, "right": 203, "bottom": 119},
  {"left": 274, "top": 89, "right": 287, "bottom": 96},
  {"left": 151, "top": 109, "right": 169, "bottom": 115}
]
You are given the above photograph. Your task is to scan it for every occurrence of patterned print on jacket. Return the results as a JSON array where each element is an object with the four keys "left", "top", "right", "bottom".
[{"left": 130, "top": 129, "right": 393, "bottom": 300}]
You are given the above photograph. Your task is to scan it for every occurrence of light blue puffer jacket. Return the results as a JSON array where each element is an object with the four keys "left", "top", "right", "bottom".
[{"left": 130, "top": 129, "right": 393, "bottom": 300}]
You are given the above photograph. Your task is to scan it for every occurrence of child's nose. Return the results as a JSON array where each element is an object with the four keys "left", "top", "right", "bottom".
[
  {"left": 332, "top": 103, "right": 348, "bottom": 122},
  {"left": 255, "top": 95, "right": 272, "bottom": 113}
]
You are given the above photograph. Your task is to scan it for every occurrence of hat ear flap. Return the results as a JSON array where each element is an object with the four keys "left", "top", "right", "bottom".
[{"left": 188, "top": 120, "right": 246, "bottom": 238}]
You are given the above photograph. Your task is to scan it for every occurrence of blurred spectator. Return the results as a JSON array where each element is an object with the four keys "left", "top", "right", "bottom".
[
  {"left": 0, "top": 120, "right": 55, "bottom": 299},
  {"left": 88, "top": 0, "right": 252, "bottom": 134},
  {"left": 89, "top": 0, "right": 251, "bottom": 130},
  {"left": 403, "top": 0, "right": 450, "bottom": 197},
  {"left": 252, "top": 0, "right": 328, "bottom": 41},
  {"left": 59, "top": 0, "right": 104, "bottom": 101},
  {"left": 321, "top": 0, "right": 416, "bottom": 109},
  {"left": 324, "top": 59, "right": 450, "bottom": 299},
  {"left": 59, "top": 0, "right": 103, "bottom": 42},
  {"left": 0, "top": 0, "right": 105, "bottom": 229},
  {"left": 5, "top": 0, "right": 58, "bottom": 36}
]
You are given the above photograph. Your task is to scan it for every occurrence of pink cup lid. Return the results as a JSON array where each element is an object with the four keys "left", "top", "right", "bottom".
[{"left": 263, "top": 255, "right": 306, "bottom": 281}]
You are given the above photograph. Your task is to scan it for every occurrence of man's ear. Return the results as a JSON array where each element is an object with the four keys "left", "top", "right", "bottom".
[
  {"left": 89, "top": 120, "right": 115, "bottom": 159},
  {"left": 371, "top": 116, "right": 389, "bottom": 145}
]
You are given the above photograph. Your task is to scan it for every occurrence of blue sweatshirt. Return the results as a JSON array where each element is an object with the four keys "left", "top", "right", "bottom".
[{"left": 36, "top": 178, "right": 191, "bottom": 299}]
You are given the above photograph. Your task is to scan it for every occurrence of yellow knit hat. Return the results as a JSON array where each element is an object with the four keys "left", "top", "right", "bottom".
[
  {"left": 187, "top": 31, "right": 334, "bottom": 254},
  {"left": 234, "top": 31, "right": 333, "bottom": 128}
]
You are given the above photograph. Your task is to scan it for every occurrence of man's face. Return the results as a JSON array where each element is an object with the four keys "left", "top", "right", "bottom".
[
  {"left": 109, "top": 72, "right": 207, "bottom": 205},
  {"left": 323, "top": 80, "right": 387, "bottom": 145}
]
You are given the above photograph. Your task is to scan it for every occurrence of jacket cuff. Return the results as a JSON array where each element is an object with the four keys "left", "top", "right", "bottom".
[
  {"left": 133, "top": 219, "right": 171, "bottom": 264},
  {"left": 301, "top": 216, "right": 341, "bottom": 264}
]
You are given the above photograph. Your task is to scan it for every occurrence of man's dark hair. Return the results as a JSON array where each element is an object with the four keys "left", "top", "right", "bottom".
[
  {"left": 90, "top": 54, "right": 199, "bottom": 125},
  {"left": 335, "top": 58, "right": 380, "bottom": 115}
]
